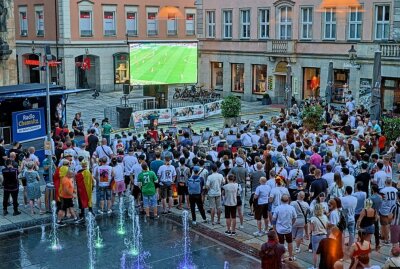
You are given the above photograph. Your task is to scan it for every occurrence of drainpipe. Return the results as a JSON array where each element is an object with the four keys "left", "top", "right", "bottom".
[{"left": 55, "top": 0, "right": 60, "bottom": 84}]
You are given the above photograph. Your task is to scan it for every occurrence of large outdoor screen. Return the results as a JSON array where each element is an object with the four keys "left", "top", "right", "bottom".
[{"left": 129, "top": 42, "right": 198, "bottom": 85}]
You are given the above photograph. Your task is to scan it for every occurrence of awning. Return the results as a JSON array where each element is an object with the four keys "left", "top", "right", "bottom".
[{"left": 0, "top": 85, "right": 92, "bottom": 99}]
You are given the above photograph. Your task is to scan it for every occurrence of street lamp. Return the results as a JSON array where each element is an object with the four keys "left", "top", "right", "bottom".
[{"left": 348, "top": 45, "right": 357, "bottom": 65}]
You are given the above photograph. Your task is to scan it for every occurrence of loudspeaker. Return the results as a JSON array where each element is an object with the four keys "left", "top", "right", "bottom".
[
  {"left": 123, "top": 84, "right": 131, "bottom": 95},
  {"left": 116, "top": 106, "right": 133, "bottom": 128}
]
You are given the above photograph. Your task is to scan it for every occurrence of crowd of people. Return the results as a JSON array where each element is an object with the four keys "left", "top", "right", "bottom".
[{"left": 1, "top": 102, "right": 400, "bottom": 269}]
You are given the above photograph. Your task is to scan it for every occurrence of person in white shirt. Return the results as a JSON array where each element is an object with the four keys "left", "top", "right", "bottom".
[
  {"left": 379, "top": 178, "right": 398, "bottom": 245},
  {"left": 240, "top": 129, "right": 253, "bottom": 147},
  {"left": 205, "top": 165, "right": 224, "bottom": 225},
  {"left": 272, "top": 194, "right": 297, "bottom": 262},
  {"left": 93, "top": 138, "right": 113, "bottom": 165},
  {"left": 290, "top": 191, "right": 310, "bottom": 253},
  {"left": 322, "top": 165, "right": 335, "bottom": 188},
  {"left": 341, "top": 167, "right": 355, "bottom": 193},
  {"left": 373, "top": 162, "right": 387, "bottom": 189},
  {"left": 123, "top": 148, "right": 139, "bottom": 191},
  {"left": 111, "top": 157, "right": 125, "bottom": 206},
  {"left": 287, "top": 162, "right": 304, "bottom": 200},
  {"left": 130, "top": 155, "right": 145, "bottom": 206},
  {"left": 77, "top": 143, "right": 90, "bottom": 164},
  {"left": 340, "top": 186, "right": 358, "bottom": 246},
  {"left": 157, "top": 156, "right": 176, "bottom": 214},
  {"left": 269, "top": 176, "right": 290, "bottom": 214},
  {"left": 251, "top": 130, "right": 261, "bottom": 146},
  {"left": 253, "top": 177, "right": 271, "bottom": 236}
]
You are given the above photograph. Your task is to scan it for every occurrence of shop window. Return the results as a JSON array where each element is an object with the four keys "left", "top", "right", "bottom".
[
  {"left": 252, "top": 65, "right": 267, "bottom": 94},
  {"left": 332, "top": 69, "right": 349, "bottom": 103},
  {"left": 114, "top": 53, "right": 129, "bottom": 84},
  {"left": 303, "top": 68, "right": 320, "bottom": 98},
  {"left": 231, "top": 63, "right": 244, "bottom": 92},
  {"left": 211, "top": 62, "right": 223, "bottom": 90}
]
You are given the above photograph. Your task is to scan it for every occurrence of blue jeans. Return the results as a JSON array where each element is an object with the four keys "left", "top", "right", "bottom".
[{"left": 347, "top": 221, "right": 356, "bottom": 246}]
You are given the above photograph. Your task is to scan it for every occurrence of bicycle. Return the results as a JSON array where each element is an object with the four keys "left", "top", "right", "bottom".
[{"left": 92, "top": 88, "right": 100, "bottom": 99}]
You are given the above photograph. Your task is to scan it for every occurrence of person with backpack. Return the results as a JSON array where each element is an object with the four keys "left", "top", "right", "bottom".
[
  {"left": 187, "top": 166, "right": 207, "bottom": 225},
  {"left": 259, "top": 230, "right": 286, "bottom": 269},
  {"left": 175, "top": 157, "right": 190, "bottom": 210}
]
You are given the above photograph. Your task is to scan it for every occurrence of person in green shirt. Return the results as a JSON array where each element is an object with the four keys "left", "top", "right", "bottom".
[
  {"left": 138, "top": 162, "right": 159, "bottom": 219},
  {"left": 101, "top": 118, "right": 113, "bottom": 146}
]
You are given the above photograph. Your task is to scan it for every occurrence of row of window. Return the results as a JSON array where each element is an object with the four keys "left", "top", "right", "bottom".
[
  {"left": 18, "top": 6, "right": 196, "bottom": 38},
  {"left": 206, "top": 5, "right": 390, "bottom": 41}
]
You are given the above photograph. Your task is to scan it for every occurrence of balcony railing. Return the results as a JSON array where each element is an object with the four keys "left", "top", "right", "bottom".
[
  {"left": 380, "top": 43, "right": 400, "bottom": 57},
  {"left": 267, "top": 40, "right": 296, "bottom": 54}
]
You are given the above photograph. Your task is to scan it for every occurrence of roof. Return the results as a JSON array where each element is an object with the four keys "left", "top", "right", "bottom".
[{"left": 0, "top": 83, "right": 92, "bottom": 99}]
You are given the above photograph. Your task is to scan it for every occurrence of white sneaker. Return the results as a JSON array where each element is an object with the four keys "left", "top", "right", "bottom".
[
  {"left": 295, "top": 247, "right": 301, "bottom": 253},
  {"left": 253, "top": 231, "right": 263, "bottom": 237},
  {"left": 98, "top": 209, "right": 104, "bottom": 214},
  {"left": 107, "top": 209, "right": 112, "bottom": 214},
  {"left": 192, "top": 221, "right": 197, "bottom": 225},
  {"left": 239, "top": 225, "right": 244, "bottom": 229}
]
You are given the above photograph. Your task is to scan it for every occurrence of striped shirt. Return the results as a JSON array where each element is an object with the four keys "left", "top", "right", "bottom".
[{"left": 390, "top": 202, "right": 400, "bottom": 226}]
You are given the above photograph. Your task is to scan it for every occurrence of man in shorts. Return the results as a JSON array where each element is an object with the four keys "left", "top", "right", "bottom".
[
  {"left": 157, "top": 156, "right": 176, "bottom": 214},
  {"left": 175, "top": 157, "right": 190, "bottom": 210},
  {"left": 290, "top": 191, "right": 310, "bottom": 253},
  {"left": 380, "top": 178, "right": 398, "bottom": 245},
  {"left": 138, "top": 162, "right": 159, "bottom": 220},
  {"left": 57, "top": 170, "right": 79, "bottom": 226},
  {"left": 272, "top": 194, "right": 297, "bottom": 262},
  {"left": 94, "top": 157, "right": 114, "bottom": 214},
  {"left": 253, "top": 177, "right": 271, "bottom": 236},
  {"left": 205, "top": 164, "right": 224, "bottom": 225}
]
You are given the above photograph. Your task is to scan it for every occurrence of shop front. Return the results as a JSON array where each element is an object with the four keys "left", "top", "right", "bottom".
[
  {"left": 114, "top": 53, "right": 130, "bottom": 84},
  {"left": 252, "top": 64, "right": 267, "bottom": 94},
  {"left": 302, "top": 67, "right": 320, "bottom": 99},
  {"left": 381, "top": 77, "right": 400, "bottom": 114},
  {"left": 210, "top": 62, "right": 223, "bottom": 90},
  {"left": 331, "top": 69, "right": 350, "bottom": 104}
]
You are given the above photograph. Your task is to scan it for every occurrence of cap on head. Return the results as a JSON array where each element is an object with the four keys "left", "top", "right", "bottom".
[{"left": 193, "top": 166, "right": 200, "bottom": 173}]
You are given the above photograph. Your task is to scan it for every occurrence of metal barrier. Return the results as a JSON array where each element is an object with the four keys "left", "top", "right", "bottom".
[{"left": 104, "top": 97, "right": 222, "bottom": 129}]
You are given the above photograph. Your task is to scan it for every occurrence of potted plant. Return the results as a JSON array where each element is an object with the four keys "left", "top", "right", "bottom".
[
  {"left": 262, "top": 93, "right": 272, "bottom": 105},
  {"left": 301, "top": 104, "right": 325, "bottom": 131},
  {"left": 221, "top": 95, "right": 241, "bottom": 126}
]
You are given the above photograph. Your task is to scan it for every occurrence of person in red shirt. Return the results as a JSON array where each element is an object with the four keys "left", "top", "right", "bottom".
[
  {"left": 147, "top": 127, "right": 159, "bottom": 142},
  {"left": 378, "top": 132, "right": 387, "bottom": 154}
]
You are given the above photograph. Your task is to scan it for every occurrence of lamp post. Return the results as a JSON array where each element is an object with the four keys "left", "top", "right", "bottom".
[{"left": 44, "top": 46, "right": 53, "bottom": 184}]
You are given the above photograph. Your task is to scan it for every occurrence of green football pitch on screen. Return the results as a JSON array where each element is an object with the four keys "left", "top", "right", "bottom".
[{"left": 129, "top": 42, "right": 198, "bottom": 85}]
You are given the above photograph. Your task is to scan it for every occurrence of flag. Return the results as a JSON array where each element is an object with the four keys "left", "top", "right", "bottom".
[{"left": 75, "top": 169, "right": 93, "bottom": 208}]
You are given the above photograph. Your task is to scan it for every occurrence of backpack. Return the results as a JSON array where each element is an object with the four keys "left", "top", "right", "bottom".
[
  {"left": 187, "top": 176, "right": 201, "bottom": 195},
  {"left": 177, "top": 167, "right": 188, "bottom": 184}
]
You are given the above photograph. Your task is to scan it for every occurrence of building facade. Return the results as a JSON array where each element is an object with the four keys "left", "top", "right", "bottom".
[
  {"left": 196, "top": 0, "right": 400, "bottom": 113},
  {"left": 0, "top": 0, "right": 17, "bottom": 86},
  {"left": 14, "top": 0, "right": 196, "bottom": 91}
]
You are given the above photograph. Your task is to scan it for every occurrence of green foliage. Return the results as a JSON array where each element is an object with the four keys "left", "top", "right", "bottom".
[
  {"left": 221, "top": 95, "right": 241, "bottom": 118},
  {"left": 383, "top": 117, "right": 400, "bottom": 143},
  {"left": 302, "top": 105, "right": 325, "bottom": 130}
]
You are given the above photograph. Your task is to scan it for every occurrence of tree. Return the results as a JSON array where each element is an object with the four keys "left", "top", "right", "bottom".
[{"left": 221, "top": 95, "right": 241, "bottom": 118}]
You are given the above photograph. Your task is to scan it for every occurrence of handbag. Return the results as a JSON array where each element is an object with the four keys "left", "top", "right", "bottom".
[{"left": 337, "top": 210, "right": 347, "bottom": 232}]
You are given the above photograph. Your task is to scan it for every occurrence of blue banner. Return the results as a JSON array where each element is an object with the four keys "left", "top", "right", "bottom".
[{"left": 12, "top": 108, "right": 46, "bottom": 142}]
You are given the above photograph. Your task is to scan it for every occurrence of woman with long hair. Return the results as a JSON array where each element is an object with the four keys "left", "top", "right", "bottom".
[
  {"left": 329, "top": 173, "right": 345, "bottom": 199},
  {"left": 264, "top": 153, "right": 274, "bottom": 176},
  {"left": 356, "top": 199, "right": 378, "bottom": 243},
  {"left": 349, "top": 230, "right": 371, "bottom": 269},
  {"left": 310, "top": 204, "right": 329, "bottom": 269}
]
